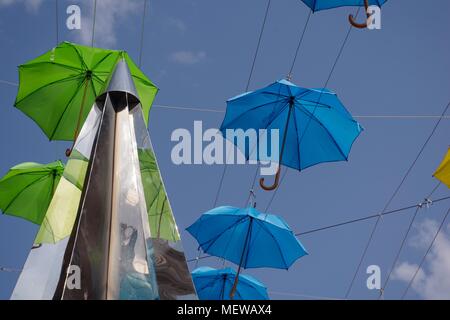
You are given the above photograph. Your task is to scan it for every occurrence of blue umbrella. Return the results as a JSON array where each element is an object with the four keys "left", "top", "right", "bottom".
[
  {"left": 300, "top": 0, "right": 388, "bottom": 28},
  {"left": 187, "top": 206, "right": 307, "bottom": 298},
  {"left": 220, "top": 79, "right": 363, "bottom": 190},
  {"left": 192, "top": 267, "right": 269, "bottom": 300}
]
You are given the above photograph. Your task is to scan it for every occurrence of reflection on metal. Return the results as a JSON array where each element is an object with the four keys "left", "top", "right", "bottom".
[
  {"left": 131, "top": 107, "right": 196, "bottom": 299},
  {"left": 51, "top": 60, "right": 196, "bottom": 300}
]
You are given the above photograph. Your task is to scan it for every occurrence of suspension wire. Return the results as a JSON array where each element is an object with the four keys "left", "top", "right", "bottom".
[
  {"left": 264, "top": 7, "right": 360, "bottom": 214},
  {"left": 378, "top": 206, "right": 420, "bottom": 299},
  {"left": 91, "top": 0, "right": 97, "bottom": 47},
  {"left": 344, "top": 100, "right": 450, "bottom": 299},
  {"left": 195, "top": 0, "right": 273, "bottom": 267},
  {"left": 211, "top": 0, "right": 271, "bottom": 209},
  {"left": 138, "top": 0, "right": 148, "bottom": 68},
  {"left": 245, "top": 0, "right": 272, "bottom": 92},
  {"left": 2, "top": 80, "right": 449, "bottom": 119},
  {"left": 269, "top": 290, "right": 344, "bottom": 300},
  {"left": 0, "top": 80, "right": 18, "bottom": 86},
  {"left": 183, "top": 195, "right": 450, "bottom": 263},
  {"left": 401, "top": 206, "right": 450, "bottom": 299},
  {"left": 287, "top": 9, "right": 312, "bottom": 80},
  {"left": 55, "top": 0, "right": 59, "bottom": 45},
  {"left": 294, "top": 196, "right": 450, "bottom": 236},
  {"left": 0, "top": 267, "right": 21, "bottom": 273},
  {"left": 211, "top": 0, "right": 272, "bottom": 208},
  {"left": 379, "top": 182, "right": 442, "bottom": 298}
]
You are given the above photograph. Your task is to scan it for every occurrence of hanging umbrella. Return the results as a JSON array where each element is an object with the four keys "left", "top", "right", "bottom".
[
  {"left": 433, "top": 147, "right": 450, "bottom": 188},
  {"left": 192, "top": 267, "right": 269, "bottom": 300},
  {"left": 0, "top": 161, "right": 64, "bottom": 224},
  {"left": 187, "top": 206, "right": 307, "bottom": 298},
  {"left": 300, "top": 0, "right": 387, "bottom": 28},
  {"left": 220, "top": 79, "right": 363, "bottom": 190},
  {"left": 14, "top": 41, "right": 158, "bottom": 155}
]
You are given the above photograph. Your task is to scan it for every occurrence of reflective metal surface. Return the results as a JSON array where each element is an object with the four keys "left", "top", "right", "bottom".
[{"left": 59, "top": 94, "right": 115, "bottom": 300}]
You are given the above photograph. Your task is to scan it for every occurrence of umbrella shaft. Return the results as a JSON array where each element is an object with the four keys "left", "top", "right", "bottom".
[
  {"left": 279, "top": 102, "right": 294, "bottom": 165},
  {"left": 230, "top": 219, "right": 253, "bottom": 299}
]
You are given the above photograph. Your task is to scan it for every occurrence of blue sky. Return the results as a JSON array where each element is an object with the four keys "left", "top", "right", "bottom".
[{"left": 0, "top": 0, "right": 449, "bottom": 300}]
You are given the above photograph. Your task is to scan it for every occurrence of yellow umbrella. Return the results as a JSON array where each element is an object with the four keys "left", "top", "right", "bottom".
[{"left": 433, "top": 147, "right": 450, "bottom": 188}]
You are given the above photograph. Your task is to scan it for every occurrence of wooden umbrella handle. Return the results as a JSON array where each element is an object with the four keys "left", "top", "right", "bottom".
[
  {"left": 349, "top": 0, "right": 370, "bottom": 29},
  {"left": 66, "top": 72, "right": 91, "bottom": 157},
  {"left": 259, "top": 165, "right": 281, "bottom": 191}
]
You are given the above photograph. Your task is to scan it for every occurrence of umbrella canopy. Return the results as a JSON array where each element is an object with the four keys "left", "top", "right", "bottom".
[
  {"left": 192, "top": 267, "right": 269, "bottom": 300},
  {"left": 301, "top": 0, "right": 386, "bottom": 11},
  {"left": 220, "top": 79, "right": 362, "bottom": 190},
  {"left": 433, "top": 148, "right": 450, "bottom": 188},
  {"left": 187, "top": 206, "right": 307, "bottom": 269},
  {"left": 14, "top": 41, "right": 158, "bottom": 142},
  {"left": 300, "top": 0, "right": 388, "bottom": 28},
  {"left": 0, "top": 161, "right": 64, "bottom": 224},
  {"left": 187, "top": 206, "right": 306, "bottom": 298}
]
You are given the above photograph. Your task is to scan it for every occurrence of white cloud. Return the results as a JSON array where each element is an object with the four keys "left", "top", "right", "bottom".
[
  {"left": 76, "top": 0, "right": 141, "bottom": 48},
  {"left": 167, "top": 17, "right": 187, "bottom": 34},
  {"left": 409, "top": 218, "right": 439, "bottom": 249},
  {"left": 170, "top": 50, "right": 206, "bottom": 65},
  {"left": 392, "top": 219, "right": 450, "bottom": 299},
  {"left": 0, "top": 0, "right": 43, "bottom": 13},
  {"left": 391, "top": 261, "right": 424, "bottom": 283}
]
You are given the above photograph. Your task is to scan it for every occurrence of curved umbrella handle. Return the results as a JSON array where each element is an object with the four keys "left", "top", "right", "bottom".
[
  {"left": 259, "top": 164, "right": 281, "bottom": 191},
  {"left": 348, "top": 0, "right": 370, "bottom": 29}
]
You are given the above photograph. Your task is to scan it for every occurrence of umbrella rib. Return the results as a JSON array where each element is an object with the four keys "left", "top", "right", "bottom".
[
  {"left": 262, "top": 101, "right": 291, "bottom": 130},
  {"left": 199, "top": 216, "right": 249, "bottom": 256},
  {"left": 296, "top": 105, "right": 348, "bottom": 160},
  {"left": 258, "top": 91, "right": 290, "bottom": 99},
  {"left": 21, "top": 61, "right": 85, "bottom": 73},
  {"left": 1, "top": 170, "right": 56, "bottom": 182},
  {"left": 48, "top": 77, "right": 89, "bottom": 140},
  {"left": 145, "top": 181, "right": 163, "bottom": 214},
  {"left": 223, "top": 98, "right": 288, "bottom": 128},
  {"left": 14, "top": 74, "right": 85, "bottom": 106},
  {"left": 196, "top": 275, "right": 223, "bottom": 293},
  {"left": 68, "top": 42, "right": 89, "bottom": 70},
  {"left": 254, "top": 219, "right": 290, "bottom": 269},
  {"left": 91, "top": 52, "right": 116, "bottom": 71},
  {"left": 90, "top": 76, "right": 101, "bottom": 97},
  {"left": 1, "top": 174, "right": 51, "bottom": 215},
  {"left": 297, "top": 100, "right": 332, "bottom": 110},
  {"left": 292, "top": 107, "right": 302, "bottom": 170}
]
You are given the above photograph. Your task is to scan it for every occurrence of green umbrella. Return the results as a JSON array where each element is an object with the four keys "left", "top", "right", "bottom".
[
  {"left": 14, "top": 41, "right": 158, "bottom": 145},
  {"left": 0, "top": 161, "right": 64, "bottom": 224}
]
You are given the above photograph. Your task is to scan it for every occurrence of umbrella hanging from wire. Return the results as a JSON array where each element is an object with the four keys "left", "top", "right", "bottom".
[
  {"left": 299, "top": 0, "right": 388, "bottom": 28},
  {"left": 220, "top": 79, "right": 363, "bottom": 191},
  {"left": 0, "top": 161, "right": 64, "bottom": 224},
  {"left": 187, "top": 206, "right": 307, "bottom": 298},
  {"left": 14, "top": 41, "right": 158, "bottom": 155},
  {"left": 192, "top": 267, "right": 269, "bottom": 300}
]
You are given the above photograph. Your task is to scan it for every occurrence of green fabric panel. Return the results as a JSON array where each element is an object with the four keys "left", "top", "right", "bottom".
[
  {"left": 63, "top": 150, "right": 88, "bottom": 190},
  {"left": 35, "top": 177, "right": 82, "bottom": 244},
  {"left": 138, "top": 148, "right": 180, "bottom": 242}
]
